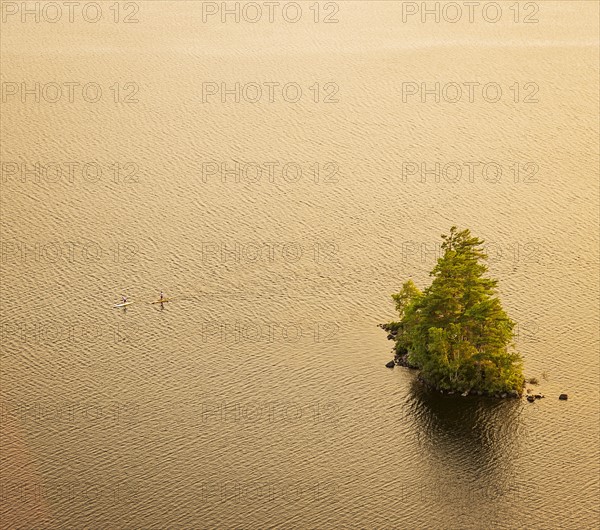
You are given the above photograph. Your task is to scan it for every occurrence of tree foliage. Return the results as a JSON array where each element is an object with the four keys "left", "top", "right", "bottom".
[{"left": 383, "top": 227, "right": 524, "bottom": 394}]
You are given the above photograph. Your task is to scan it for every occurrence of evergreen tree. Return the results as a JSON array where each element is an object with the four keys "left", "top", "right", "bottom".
[{"left": 383, "top": 227, "right": 524, "bottom": 395}]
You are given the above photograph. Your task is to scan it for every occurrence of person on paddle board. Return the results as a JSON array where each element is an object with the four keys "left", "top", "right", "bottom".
[
  {"left": 160, "top": 291, "right": 164, "bottom": 301},
  {"left": 122, "top": 295, "right": 127, "bottom": 304}
]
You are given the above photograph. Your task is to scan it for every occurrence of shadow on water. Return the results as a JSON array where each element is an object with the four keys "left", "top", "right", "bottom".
[{"left": 403, "top": 378, "right": 529, "bottom": 516}]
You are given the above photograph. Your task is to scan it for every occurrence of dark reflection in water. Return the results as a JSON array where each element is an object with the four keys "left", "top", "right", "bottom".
[{"left": 403, "top": 379, "right": 531, "bottom": 520}]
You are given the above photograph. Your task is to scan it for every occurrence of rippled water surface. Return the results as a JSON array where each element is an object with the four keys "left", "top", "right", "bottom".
[{"left": 1, "top": 1, "right": 599, "bottom": 528}]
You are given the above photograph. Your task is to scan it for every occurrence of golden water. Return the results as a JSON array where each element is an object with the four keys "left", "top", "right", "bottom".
[{"left": 1, "top": 1, "right": 598, "bottom": 528}]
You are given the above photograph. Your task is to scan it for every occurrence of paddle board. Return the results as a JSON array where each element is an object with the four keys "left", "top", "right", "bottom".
[
  {"left": 151, "top": 298, "right": 170, "bottom": 304},
  {"left": 114, "top": 301, "right": 134, "bottom": 308}
]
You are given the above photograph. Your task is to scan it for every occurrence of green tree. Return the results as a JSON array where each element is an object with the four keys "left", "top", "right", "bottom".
[{"left": 383, "top": 227, "right": 524, "bottom": 395}]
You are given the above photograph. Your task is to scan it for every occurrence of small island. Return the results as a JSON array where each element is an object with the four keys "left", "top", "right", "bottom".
[{"left": 381, "top": 227, "right": 525, "bottom": 398}]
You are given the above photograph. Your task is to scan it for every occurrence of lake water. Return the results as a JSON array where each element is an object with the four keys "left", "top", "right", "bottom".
[{"left": 1, "top": 1, "right": 599, "bottom": 528}]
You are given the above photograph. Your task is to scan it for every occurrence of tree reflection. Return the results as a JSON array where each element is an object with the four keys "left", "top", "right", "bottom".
[{"left": 403, "top": 378, "right": 530, "bottom": 516}]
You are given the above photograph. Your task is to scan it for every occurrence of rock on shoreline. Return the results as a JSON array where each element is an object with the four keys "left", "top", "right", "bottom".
[{"left": 395, "top": 352, "right": 419, "bottom": 369}]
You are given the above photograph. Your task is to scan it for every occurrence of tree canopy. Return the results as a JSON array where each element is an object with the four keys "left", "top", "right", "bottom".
[{"left": 383, "top": 227, "right": 524, "bottom": 395}]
